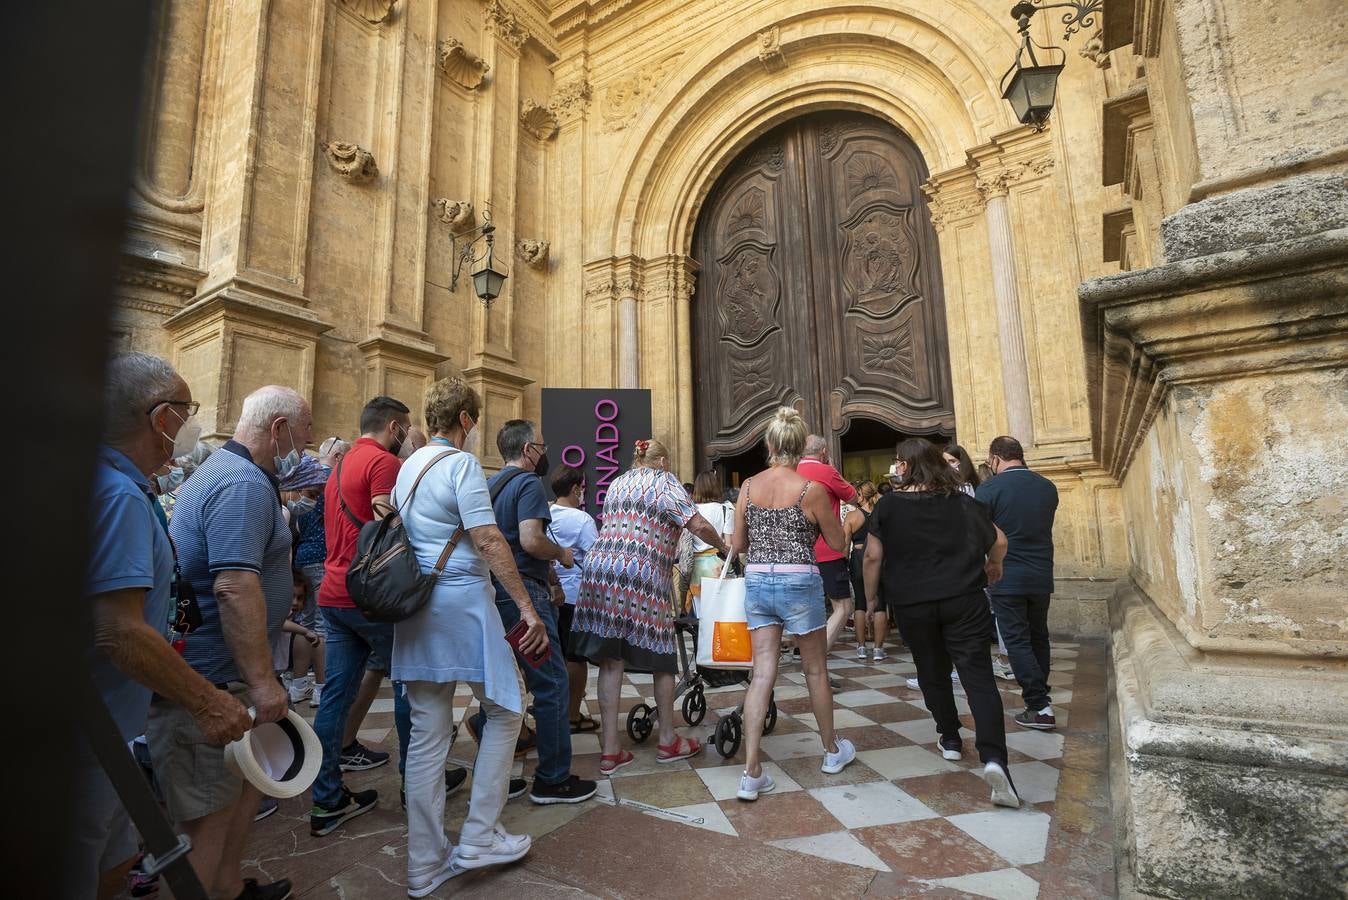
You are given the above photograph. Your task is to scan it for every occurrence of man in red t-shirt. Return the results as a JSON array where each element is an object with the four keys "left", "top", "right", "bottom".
[
  {"left": 796, "top": 435, "right": 858, "bottom": 650},
  {"left": 310, "top": 397, "right": 416, "bottom": 835}
]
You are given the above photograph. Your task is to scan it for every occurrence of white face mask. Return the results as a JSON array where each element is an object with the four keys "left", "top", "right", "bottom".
[
  {"left": 273, "top": 423, "right": 302, "bottom": 478},
  {"left": 887, "top": 462, "right": 901, "bottom": 479},
  {"left": 161, "top": 406, "right": 202, "bottom": 459},
  {"left": 288, "top": 496, "right": 317, "bottom": 517},
  {"left": 461, "top": 415, "right": 479, "bottom": 454},
  {"left": 157, "top": 466, "right": 185, "bottom": 494}
]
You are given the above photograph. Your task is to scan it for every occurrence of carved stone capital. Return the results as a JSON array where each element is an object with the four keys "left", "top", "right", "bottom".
[
  {"left": 548, "top": 78, "right": 592, "bottom": 125},
  {"left": 431, "top": 198, "right": 475, "bottom": 233},
  {"left": 519, "top": 99, "right": 559, "bottom": 141},
  {"left": 516, "top": 239, "right": 549, "bottom": 269},
  {"left": 483, "top": 0, "right": 530, "bottom": 50},
  {"left": 921, "top": 178, "right": 986, "bottom": 233},
  {"left": 323, "top": 141, "right": 378, "bottom": 184},
  {"left": 437, "top": 38, "right": 489, "bottom": 90},
  {"left": 758, "top": 25, "right": 786, "bottom": 73},
  {"left": 340, "top": 0, "right": 396, "bottom": 24},
  {"left": 975, "top": 155, "right": 1055, "bottom": 199}
]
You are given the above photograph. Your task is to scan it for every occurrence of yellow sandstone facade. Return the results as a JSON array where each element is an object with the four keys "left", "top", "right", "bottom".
[{"left": 118, "top": 0, "right": 1347, "bottom": 894}]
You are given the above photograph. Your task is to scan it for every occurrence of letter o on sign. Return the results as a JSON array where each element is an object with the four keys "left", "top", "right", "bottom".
[{"left": 594, "top": 399, "right": 619, "bottom": 422}]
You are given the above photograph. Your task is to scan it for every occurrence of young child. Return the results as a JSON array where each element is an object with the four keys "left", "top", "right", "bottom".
[{"left": 274, "top": 570, "right": 322, "bottom": 686}]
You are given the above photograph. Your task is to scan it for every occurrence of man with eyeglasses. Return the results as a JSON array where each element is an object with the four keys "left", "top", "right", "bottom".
[
  {"left": 67, "top": 353, "right": 253, "bottom": 900},
  {"left": 468, "top": 419, "right": 597, "bottom": 806}
]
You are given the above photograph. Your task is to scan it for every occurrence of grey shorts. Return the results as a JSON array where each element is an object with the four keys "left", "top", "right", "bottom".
[
  {"left": 146, "top": 682, "right": 252, "bottom": 822},
  {"left": 58, "top": 739, "right": 139, "bottom": 897},
  {"left": 299, "top": 563, "right": 326, "bottom": 634}
]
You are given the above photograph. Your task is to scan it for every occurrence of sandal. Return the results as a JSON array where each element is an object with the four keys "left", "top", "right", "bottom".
[
  {"left": 657, "top": 735, "right": 701, "bottom": 763},
  {"left": 570, "top": 715, "right": 600, "bottom": 734},
  {"left": 599, "top": 750, "right": 635, "bottom": 776}
]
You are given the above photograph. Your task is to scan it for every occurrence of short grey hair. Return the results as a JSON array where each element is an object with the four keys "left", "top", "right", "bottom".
[
  {"left": 237, "top": 385, "right": 305, "bottom": 434},
  {"left": 318, "top": 437, "right": 351, "bottom": 460},
  {"left": 104, "top": 352, "right": 182, "bottom": 444},
  {"left": 803, "top": 434, "right": 828, "bottom": 458},
  {"left": 496, "top": 419, "right": 537, "bottom": 462}
]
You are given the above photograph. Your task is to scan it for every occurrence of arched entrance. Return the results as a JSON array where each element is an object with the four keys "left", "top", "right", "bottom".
[{"left": 691, "top": 111, "right": 956, "bottom": 481}]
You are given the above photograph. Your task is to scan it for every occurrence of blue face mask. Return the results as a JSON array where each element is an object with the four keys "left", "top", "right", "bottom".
[
  {"left": 157, "top": 466, "right": 185, "bottom": 494},
  {"left": 273, "top": 423, "right": 302, "bottom": 479}
]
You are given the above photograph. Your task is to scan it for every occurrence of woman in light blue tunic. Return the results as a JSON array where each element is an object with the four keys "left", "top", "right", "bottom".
[{"left": 392, "top": 377, "right": 548, "bottom": 897}]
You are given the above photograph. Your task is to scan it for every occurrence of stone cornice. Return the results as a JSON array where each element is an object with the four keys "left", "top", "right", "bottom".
[
  {"left": 1103, "top": 81, "right": 1152, "bottom": 188},
  {"left": 357, "top": 329, "right": 449, "bottom": 367},
  {"left": 166, "top": 281, "right": 333, "bottom": 337},
  {"left": 549, "top": 0, "right": 643, "bottom": 42},
  {"left": 1079, "top": 228, "right": 1348, "bottom": 479}
]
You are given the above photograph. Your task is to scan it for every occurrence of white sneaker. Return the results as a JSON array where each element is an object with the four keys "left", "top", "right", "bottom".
[
  {"left": 309, "top": 682, "right": 323, "bottom": 708},
  {"left": 737, "top": 770, "right": 775, "bottom": 801},
  {"left": 992, "top": 658, "right": 1016, "bottom": 681},
  {"left": 856, "top": 645, "right": 869, "bottom": 660},
  {"left": 872, "top": 647, "right": 889, "bottom": 662},
  {"left": 287, "top": 674, "right": 313, "bottom": 704},
  {"left": 452, "top": 827, "right": 532, "bottom": 869},
  {"left": 983, "top": 761, "right": 1021, "bottom": 808},
  {"left": 821, "top": 737, "right": 856, "bottom": 774},
  {"left": 407, "top": 853, "right": 467, "bottom": 897},
  {"left": 906, "top": 676, "right": 921, "bottom": 690}
]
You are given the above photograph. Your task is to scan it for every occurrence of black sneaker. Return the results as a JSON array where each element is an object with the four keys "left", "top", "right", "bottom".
[
  {"left": 401, "top": 767, "right": 470, "bottom": 808},
  {"left": 339, "top": 740, "right": 390, "bottom": 771},
  {"left": 1013, "top": 708, "right": 1057, "bottom": 731},
  {"left": 254, "top": 796, "right": 279, "bottom": 821},
  {"left": 508, "top": 777, "right": 528, "bottom": 799},
  {"left": 234, "top": 877, "right": 293, "bottom": 900},
  {"left": 529, "top": 774, "right": 598, "bottom": 805},
  {"left": 937, "top": 736, "right": 963, "bottom": 761},
  {"left": 310, "top": 786, "right": 377, "bottom": 837}
]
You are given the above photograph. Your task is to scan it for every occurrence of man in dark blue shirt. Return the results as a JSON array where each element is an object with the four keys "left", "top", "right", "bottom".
[
  {"left": 469, "top": 419, "right": 596, "bottom": 806},
  {"left": 975, "top": 436, "right": 1060, "bottom": 731}
]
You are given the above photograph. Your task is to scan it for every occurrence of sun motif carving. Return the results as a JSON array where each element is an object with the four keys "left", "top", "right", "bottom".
[
  {"left": 846, "top": 153, "right": 897, "bottom": 201},
  {"left": 729, "top": 358, "right": 772, "bottom": 407},
  {"left": 726, "top": 189, "right": 765, "bottom": 234},
  {"left": 861, "top": 330, "right": 915, "bottom": 380}
]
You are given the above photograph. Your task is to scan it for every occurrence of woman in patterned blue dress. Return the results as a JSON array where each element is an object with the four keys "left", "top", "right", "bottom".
[{"left": 570, "top": 438, "right": 731, "bottom": 775}]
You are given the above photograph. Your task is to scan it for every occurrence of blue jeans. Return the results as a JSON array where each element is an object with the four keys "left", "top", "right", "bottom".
[
  {"left": 312, "top": 606, "right": 412, "bottom": 809},
  {"left": 744, "top": 571, "right": 827, "bottom": 636},
  {"left": 991, "top": 593, "right": 1053, "bottom": 711},
  {"left": 471, "top": 579, "right": 571, "bottom": 786}
]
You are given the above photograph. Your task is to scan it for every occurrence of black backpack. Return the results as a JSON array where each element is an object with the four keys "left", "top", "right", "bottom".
[{"left": 339, "top": 449, "right": 464, "bottom": 623}]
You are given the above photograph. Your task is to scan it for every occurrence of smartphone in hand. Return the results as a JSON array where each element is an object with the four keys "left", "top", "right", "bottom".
[{"left": 505, "top": 620, "right": 551, "bottom": 668}]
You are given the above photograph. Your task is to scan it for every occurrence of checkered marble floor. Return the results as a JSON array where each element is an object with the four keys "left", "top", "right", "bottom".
[{"left": 242, "top": 639, "right": 1115, "bottom": 898}]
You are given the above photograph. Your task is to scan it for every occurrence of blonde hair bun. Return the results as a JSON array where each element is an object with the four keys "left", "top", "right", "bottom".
[{"left": 765, "top": 406, "right": 807, "bottom": 466}]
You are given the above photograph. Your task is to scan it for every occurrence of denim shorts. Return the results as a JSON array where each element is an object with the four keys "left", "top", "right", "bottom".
[{"left": 745, "top": 571, "right": 827, "bottom": 636}]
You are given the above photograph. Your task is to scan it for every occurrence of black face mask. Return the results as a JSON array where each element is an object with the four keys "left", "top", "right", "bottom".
[{"left": 533, "top": 451, "right": 550, "bottom": 478}]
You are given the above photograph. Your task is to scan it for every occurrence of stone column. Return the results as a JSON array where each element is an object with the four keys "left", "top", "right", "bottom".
[
  {"left": 979, "top": 174, "right": 1036, "bottom": 447},
  {"left": 618, "top": 294, "right": 639, "bottom": 388}
]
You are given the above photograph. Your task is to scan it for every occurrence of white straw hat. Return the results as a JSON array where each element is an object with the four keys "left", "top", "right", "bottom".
[{"left": 224, "top": 708, "right": 322, "bottom": 799}]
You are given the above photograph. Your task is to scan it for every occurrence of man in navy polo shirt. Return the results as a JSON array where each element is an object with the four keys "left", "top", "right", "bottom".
[
  {"left": 148, "top": 384, "right": 311, "bottom": 900},
  {"left": 976, "top": 435, "right": 1060, "bottom": 731},
  {"left": 66, "top": 353, "right": 252, "bottom": 900}
]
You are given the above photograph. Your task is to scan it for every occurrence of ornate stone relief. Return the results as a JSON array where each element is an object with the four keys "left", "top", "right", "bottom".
[
  {"left": 844, "top": 153, "right": 898, "bottom": 203},
  {"left": 340, "top": 0, "right": 396, "bottom": 24},
  {"left": 840, "top": 207, "right": 921, "bottom": 317},
  {"left": 745, "top": 144, "right": 784, "bottom": 172},
  {"left": 601, "top": 52, "right": 683, "bottom": 132},
  {"left": 758, "top": 26, "right": 786, "bottom": 72},
  {"left": 975, "top": 155, "right": 1056, "bottom": 199},
  {"left": 729, "top": 357, "right": 772, "bottom": 408},
  {"left": 818, "top": 122, "right": 844, "bottom": 155},
  {"left": 483, "top": 0, "right": 530, "bottom": 50},
  {"left": 323, "top": 141, "right": 378, "bottom": 184},
  {"left": 1079, "top": 30, "right": 1111, "bottom": 68},
  {"left": 431, "top": 198, "right": 475, "bottom": 233},
  {"left": 548, "top": 78, "right": 592, "bottom": 125},
  {"left": 519, "top": 99, "right": 559, "bottom": 140},
  {"left": 437, "top": 38, "right": 490, "bottom": 90},
  {"left": 516, "top": 239, "right": 549, "bottom": 268},
  {"left": 861, "top": 328, "right": 916, "bottom": 380},
  {"left": 726, "top": 189, "right": 766, "bottom": 234},
  {"left": 716, "top": 240, "right": 780, "bottom": 347}
]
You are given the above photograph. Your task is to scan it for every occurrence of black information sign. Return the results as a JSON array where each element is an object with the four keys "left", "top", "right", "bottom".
[{"left": 541, "top": 388, "right": 652, "bottom": 517}]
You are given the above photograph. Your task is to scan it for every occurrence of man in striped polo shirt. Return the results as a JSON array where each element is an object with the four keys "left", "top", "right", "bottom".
[{"left": 147, "top": 385, "right": 311, "bottom": 900}]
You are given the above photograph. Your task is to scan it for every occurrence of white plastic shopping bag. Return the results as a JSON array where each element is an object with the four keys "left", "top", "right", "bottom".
[{"left": 697, "top": 554, "right": 752, "bottom": 669}]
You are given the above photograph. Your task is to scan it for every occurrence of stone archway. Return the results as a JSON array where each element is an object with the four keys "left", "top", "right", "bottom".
[{"left": 690, "top": 111, "right": 955, "bottom": 468}]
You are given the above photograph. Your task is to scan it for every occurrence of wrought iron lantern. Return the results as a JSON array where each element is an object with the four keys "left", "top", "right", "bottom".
[
  {"left": 1000, "top": 0, "right": 1101, "bottom": 131},
  {"left": 450, "top": 212, "right": 508, "bottom": 307}
]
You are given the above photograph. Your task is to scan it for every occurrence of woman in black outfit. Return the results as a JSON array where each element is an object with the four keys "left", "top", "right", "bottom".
[
  {"left": 861, "top": 438, "right": 1021, "bottom": 809},
  {"left": 845, "top": 482, "right": 888, "bottom": 660}
]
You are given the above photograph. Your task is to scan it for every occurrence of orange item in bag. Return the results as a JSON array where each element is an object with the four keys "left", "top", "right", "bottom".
[{"left": 712, "top": 620, "right": 752, "bottom": 664}]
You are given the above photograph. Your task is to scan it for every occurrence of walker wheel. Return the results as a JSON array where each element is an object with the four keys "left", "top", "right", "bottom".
[
  {"left": 626, "top": 703, "right": 654, "bottom": 743},
  {"left": 682, "top": 688, "right": 707, "bottom": 726},
  {"left": 764, "top": 698, "right": 778, "bottom": 735},
  {"left": 712, "top": 717, "right": 734, "bottom": 758}
]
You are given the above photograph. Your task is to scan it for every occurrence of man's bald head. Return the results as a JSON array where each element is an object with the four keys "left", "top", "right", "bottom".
[{"left": 803, "top": 434, "right": 828, "bottom": 461}]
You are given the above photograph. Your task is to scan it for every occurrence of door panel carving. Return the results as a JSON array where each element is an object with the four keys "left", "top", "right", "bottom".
[{"left": 693, "top": 114, "right": 955, "bottom": 464}]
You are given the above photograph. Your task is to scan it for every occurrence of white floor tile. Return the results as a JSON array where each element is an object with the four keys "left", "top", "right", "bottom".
[
  {"left": 367, "top": 698, "right": 396, "bottom": 714},
  {"left": 826, "top": 658, "right": 866, "bottom": 670},
  {"left": 1008, "top": 761, "right": 1059, "bottom": 804},
  {"left": 948, "top": 806, "right": 1051, "bottom": 865},
  {"left": 794, "top": 709, "right": 874, "bottom": 731},
  {"left": 758, "top": 730, "right": 826, "bottom": 760},
  {"left": 857, "top": 745, "right": 959, "bottom": 779},
  {"left": 693, "top": 762, "right": 803, "bottom": 801},
  {"left": 626, "top": 672, "right": 654, "bottom": 684},
  {"left": 853, "top": 674, "right": 908, "bottom": 688},
  {"left": 621, "top": 684, "right": 642, "bottom": 698},
  {"left": 1053, "top": 660, "right": 1076, "bottom": 671},
  {"left": 768, "top": 831, "right": 892, "bottom": 872},
  {"left": 569, "top": 733, "right": 601, "bottom": 756},
  {"left": 1049, "top": 688, "right": 1073, "bottom": 705},
  {"left": 1005, "top": 730, "right": 1065, "bottom": 760},
  {"left": 933, "top": 867, "right": 1041, "bottom": 900},
  {"left": 808, "top": 781, "right": 938, "bottom": 829},
  {"left": 1049, "top": 648, "right": 1077, "bottom": 659},
  {"left": 770, "top": 684, "right": 811, "bottom": 702},
  {"left": 661, "top": 801, "right": 738, "bottom": 837},
  {"left": 355, "top": 727, "right": 390, "bottom": 745},
  {"left": 1046, "top": 671, "right": 1074, "bottom": 687},
  {"left": 608, "top": 750, "right": 691, "bottom": 778},
  {"left": 883, "top": 717, "right": 940, "bottom": 746},
  {"left": 783, "top": 672, "right": 807, "bottom": 685},
  {"left": 833, "top": 689, "right": 898, "bottom": 707}
]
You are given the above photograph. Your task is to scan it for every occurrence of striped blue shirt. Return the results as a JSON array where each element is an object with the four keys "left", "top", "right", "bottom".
[{"left": 169, "top": 441, "right": 293, "bottom": 684}]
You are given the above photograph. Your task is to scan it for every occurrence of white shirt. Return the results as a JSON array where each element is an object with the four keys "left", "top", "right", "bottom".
[{"left": 690, "top": 501, "right": 734, "bottom": 552}]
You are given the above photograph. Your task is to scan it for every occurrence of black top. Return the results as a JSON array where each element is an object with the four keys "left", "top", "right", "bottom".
[
  {"left": 974, "top": 467, "right": 1059, "bottom": 596},
  {"left": 850, "top": 507, "right": 872, "bottom": 548},
  {"left": 869, "top": 490, "right": 996, "bottom": 607}
]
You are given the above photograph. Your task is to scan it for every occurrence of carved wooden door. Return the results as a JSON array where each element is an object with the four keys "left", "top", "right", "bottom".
[{"left": 692, "top": 113, "right": 955, "bottom": 466}]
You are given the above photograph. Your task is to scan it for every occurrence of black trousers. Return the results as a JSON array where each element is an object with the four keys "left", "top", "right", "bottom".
[
  {"left": 991, "top": 592, "right": 1052, "bottom": 711},
  {"left": 894, "top": 591, "right": 1008, "bottom": 766}
]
